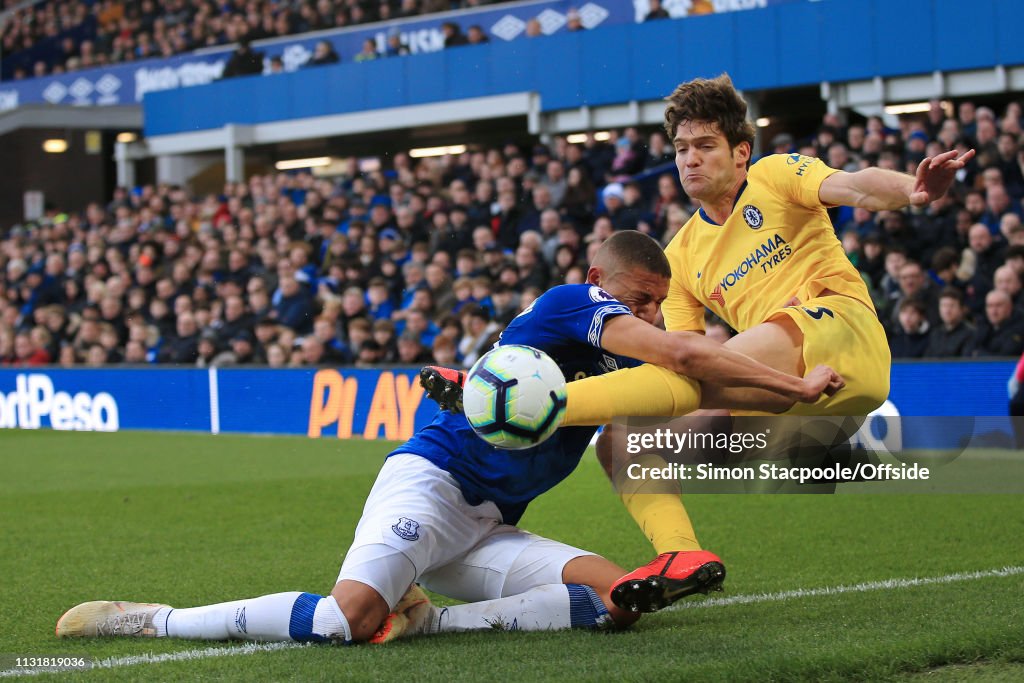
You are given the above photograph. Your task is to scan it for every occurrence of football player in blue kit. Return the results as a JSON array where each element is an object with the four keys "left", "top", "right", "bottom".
[{"left": 56, "top": 231, "right": 839, "bottom": 644}]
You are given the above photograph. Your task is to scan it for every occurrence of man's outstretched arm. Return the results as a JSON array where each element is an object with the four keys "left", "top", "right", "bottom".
[
  {"left": 598, "top": 314, "right": 843, "bottom": 406},
  {"left": 818, "top": 149, "right": 975, "bottom": 211}
]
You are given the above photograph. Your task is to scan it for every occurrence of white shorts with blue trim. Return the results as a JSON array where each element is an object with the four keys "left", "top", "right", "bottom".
[{"left": 335, "top": 453, "right": 593, "bottom": 609}]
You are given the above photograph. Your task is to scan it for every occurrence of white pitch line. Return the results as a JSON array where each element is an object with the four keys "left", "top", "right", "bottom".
[
  {"left": 3, "top": 566, "right": 1022, "bottom": 677},
  {"left": 668, "top": 565, "right": 1024, "bottom": 611}
]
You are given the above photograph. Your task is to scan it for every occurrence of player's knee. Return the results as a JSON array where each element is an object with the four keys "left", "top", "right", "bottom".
[{"left": 330, "top": 581, "right": 390, "bottom": 643}]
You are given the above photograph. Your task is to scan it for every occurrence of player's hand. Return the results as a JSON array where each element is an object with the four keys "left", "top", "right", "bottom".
[
  {"left": 909, "top": 148, "right": 975, "bottom": 207},
  {"left": 797, "top": 365, "right": 845, "bottom": 403}
]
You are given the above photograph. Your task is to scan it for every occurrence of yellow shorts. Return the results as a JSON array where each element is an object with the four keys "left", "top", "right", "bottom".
[{"left": 769, "top": 294, "right": 890, "bottom": 416}]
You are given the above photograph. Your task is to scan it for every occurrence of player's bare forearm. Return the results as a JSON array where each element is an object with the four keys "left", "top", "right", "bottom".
[
  {"left": 599, "top": 316, "right": 834, "bottom": 403},
  {"left": 819, "top": 149, "right": 974, "bottom": 210},
  {"left": 670, "top": 332, "right": 834, "bottom": 404},
  {"left": 823, "top": 167, "right": 916, "bottom": 211}
]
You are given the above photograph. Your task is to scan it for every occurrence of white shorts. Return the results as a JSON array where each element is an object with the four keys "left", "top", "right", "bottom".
[{"left": 336, "top": 453, "right": 594, "bottom": 609}]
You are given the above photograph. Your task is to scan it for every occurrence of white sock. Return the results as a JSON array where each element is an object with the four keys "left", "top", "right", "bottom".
[
  {"left": 162, "top": 592, "right": 350, "bottom": 642},
  {"left": 427, "top": 584, "right": 609, "bottom": 633},
  {"left": 311, "top": 595, "right": 351, "bottom": 643}
]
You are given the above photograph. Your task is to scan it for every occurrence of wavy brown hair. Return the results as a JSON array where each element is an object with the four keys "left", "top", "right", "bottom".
[{"left": 664, "top": 73, "right": 757, "bottom": 151}]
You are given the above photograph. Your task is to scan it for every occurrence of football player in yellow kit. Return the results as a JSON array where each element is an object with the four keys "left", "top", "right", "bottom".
[{"left": 558, "top": 74, "right": 974, "bottom": 612}]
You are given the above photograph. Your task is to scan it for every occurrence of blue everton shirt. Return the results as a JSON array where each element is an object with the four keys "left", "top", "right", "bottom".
[{"left": 390, "top": 284, "right": 640, "bottom": 525}]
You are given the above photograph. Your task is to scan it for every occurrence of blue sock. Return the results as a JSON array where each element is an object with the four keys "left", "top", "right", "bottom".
[
  {"left": 289, "top": 593, "right": 328, "bottom": 643},
  {"left": 566, "top": 584, "right": 610, "bottom": 628}
]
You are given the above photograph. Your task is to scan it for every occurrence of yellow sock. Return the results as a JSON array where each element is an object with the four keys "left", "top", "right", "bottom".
[
  {"left": 564, "top": 364, "right": 701, "bottom": 426},
  {"left": 615, "top": 453, "right": 701, "bottom": 553}
]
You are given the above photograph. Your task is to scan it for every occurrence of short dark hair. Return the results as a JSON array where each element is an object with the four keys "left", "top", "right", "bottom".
[
  {"left": 595, "top": 230, "right": 671, "bottom": 279},
  {"left": 898, "top": 297, "right": 927, "bottom": 314},
  {"left": 663, "top": 73, "right": 756, "bottom": 151},
  {"left": 938, "top": 286, "right": 965, "bottom": 304},
  {"left": 463, "top": 304, "right": 490, "bottom": 322},
  {"left": 931, "top": 247, "right": 959, "bottom": 272}
]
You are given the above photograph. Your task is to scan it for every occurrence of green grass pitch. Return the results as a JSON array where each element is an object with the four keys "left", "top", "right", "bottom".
[{"left": 0, "top": 430, "right": 1022, "bottom": 681}]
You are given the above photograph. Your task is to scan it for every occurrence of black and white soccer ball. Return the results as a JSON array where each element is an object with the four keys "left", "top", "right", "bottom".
[{"left": 463, "top": 344, "right": 567, "bottom": 450}]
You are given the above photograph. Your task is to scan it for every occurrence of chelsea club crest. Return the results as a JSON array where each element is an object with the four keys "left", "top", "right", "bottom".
[{"left": 742, "top": 205, "right": 764, "bottom": 229}]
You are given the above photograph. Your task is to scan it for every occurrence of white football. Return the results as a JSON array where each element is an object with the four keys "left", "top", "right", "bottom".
[{"left": 463, "top": 344, "right": 567, "bottom": 450}]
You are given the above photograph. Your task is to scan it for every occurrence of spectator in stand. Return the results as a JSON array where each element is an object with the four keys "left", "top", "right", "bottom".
[
  {"left": 397, "top": 330, "right": 432, "bottom": 364},
  {"left": 514, "top": 244, "right": 549, "bottom": 291},
  {"left": 355, "top": 340, "right": 385, "bottom": 367},
  {"left": 1006, "top": 246, "right": 1024, "bottom": 277},
  {"left": 973, "top": 290, "right": 1024, "bottom": 357},
  {"left": 307, "top": 40, "right": 341, "bottom": 67},
  {"left": 366, "top": 278, "right": 393, "bottom": 321},
  {"left": 160, "top": 311, "right": 200, "bottom": 364},
  {"left": 466, "top": 25, "right": 490, "bottom": 45},
  {"left": 842, "top": 206, "right": 877, "bottom": 240},
  {"left": 297, "top": 336, "right": 328, "bottom": 366},
  {"left": 273, "top": 276, "right": 314, "bottom": 334},
  {"left": 7, "top": 105, "right": 1024, "bottom": 369},
  {"left": 195, "top": 332, "right": 219, "bottom": 368},
  {"left": 397, "top": 308, "right": 439, "bottom": 348},
  {"left": 353, "top": 38, "right": 378, "bottom": 62},
  {"left": 457, "top": 305, "right": 500, "bottom": 368},
  {"left": 618, "top": 182, "right": 648, "bottom": 229},
  {"left": 221, "top": 330, "right": 264, "bottom": 366},
  {"left": 562, "top": 165, "right": 596, "bottom": 228},
  {"left": 888, "top": 260, "right": 939, "bottom": 330},
  {"left": 265, "top": 343, "right": 287, "bottom": 368},
  {"left": 645, "top": 0, "right": 671, "bottom": 21},
  {"left": 644, "top": 131, "right": 675, "bottom": 170},
  {"left": 929, "top": 247, "right": 965, "bottom": 291},
  {"left": 980, "top": 184, "right": 1021, "bottom": 234},
  {"left": 609, "top": 135, "right": 641, "bottom": 179},
  {"left": 384, "top": 28, "right": 410, "bottom": 56},
  {"left": 441, "top": 22, "right": 468, "bottom": 48},
  {"left": 600, "top": 183, "right": 628, "bottom": 228},
  {"left": 827, "top": 142, "right": 859, "bottom": 173},
  {"left": 994, "top": 265, "right": 1024, "bottom": 310},
  {"left": 217, "top": 294, "right": 253, "bottom": 344},
  {"left": 769, "top": 133, "right": 795, "bottom": 155},
  {"left": 5, "top": 331, "right": 50, "bottom": 366},
  {"left": 963, "top": 223, "right": 1002, "bottom": 313},
  {"left": 565, "top": 10, "right": 585, "bottom": 32},
  {"left": 517, "top": 185, "right": 554, "bottom": 235},
  {"left": 999, "top": 214, "right": 1024, "bottom": 247},
  {"left": 925, "top": 288, "right": 975, "bottom": 357},
  {"left": 372, "top": 320, "right": 399, "bottom": 363},
  {"left": 858, "top": 234, "right": 887, "bottom": 292},
  {"left": 432, "top": 334, "right": 458, "bottom": 366},
  {"left": 221, "top": 37, "right": 264, "bottom": 78},
  {"left": 312, "top": 316, "right": 352, "bottom": 364},
  {"left": 889, "top": 299, "right": 931, "bottom": 359}
]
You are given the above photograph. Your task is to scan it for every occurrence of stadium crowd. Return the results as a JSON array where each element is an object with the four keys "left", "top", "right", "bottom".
[
  {"left": 1, "top": 0, "right": 537, "bottom": 80},
  {"left": 3, "top": 98, "right": 1024, "bottom": 368}
]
